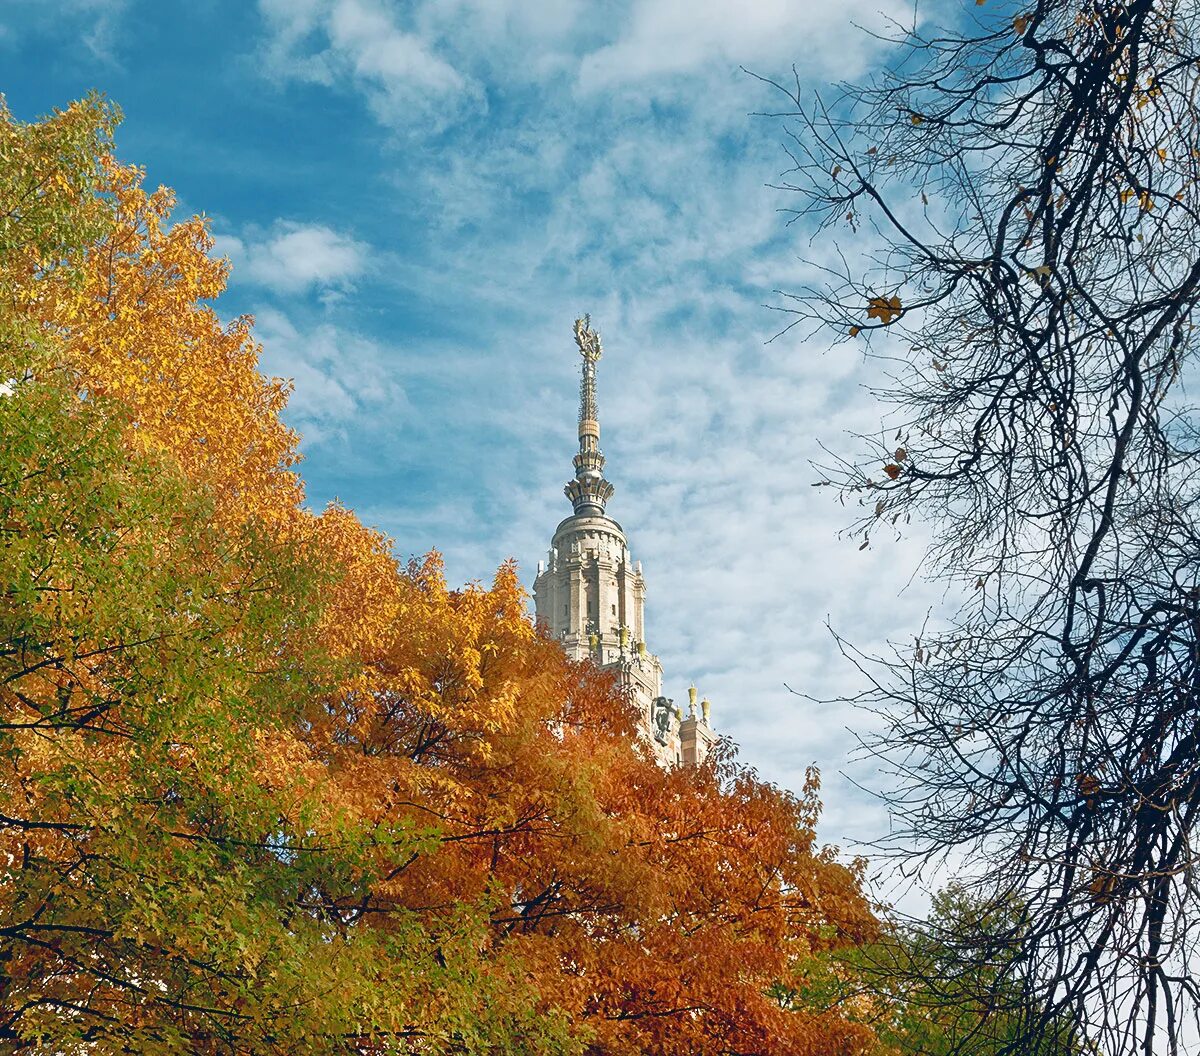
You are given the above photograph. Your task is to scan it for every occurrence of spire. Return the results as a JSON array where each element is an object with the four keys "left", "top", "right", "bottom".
[{"left": 565, "top": 315, "right": 615, "bottom": 517}]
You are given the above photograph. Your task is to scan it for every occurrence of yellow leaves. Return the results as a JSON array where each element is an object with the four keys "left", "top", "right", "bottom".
[
  {"left": 1135, "top": 80, "right": 1162, "bottom": 110},
  {"left": 866, "top": 294, "right": 902, "bottom": 325},
  {"left": 42, "top": 157, "right": 304, "bottom": 534},
  {"left": 1118, "top": 187, "right": 1154, "bottom": 211},
  {"left": 909, "top": 112, "right": 924, "bottom": 126},
  {"left": 0, "top": 98, "right": 892, "bottom": 1056},
  {"left": 1090, "top": 871, "right": 1119, "bottom": 905},
  {"left": 849, "top": 325, "right": 861, "bottom": 337},
  {"left": 1013, "top": 14, "right": 1030, "bottom": 34}
]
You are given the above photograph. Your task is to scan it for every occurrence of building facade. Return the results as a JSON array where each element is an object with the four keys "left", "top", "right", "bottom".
[{"left": 533, "top": 317, "right": 715, "bottom": 767}]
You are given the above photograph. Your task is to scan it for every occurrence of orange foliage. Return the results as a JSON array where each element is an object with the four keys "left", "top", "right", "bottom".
[
  {"left": 3, "top": 109, "right": 883, "bottom": 1053},
  {"left": 310, "top": 556, "right": 881, "bottom": 1054}
]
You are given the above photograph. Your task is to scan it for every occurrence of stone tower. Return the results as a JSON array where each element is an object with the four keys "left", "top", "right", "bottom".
[{"left": 533, "top": 316, "right": 715, "bottom": 768}]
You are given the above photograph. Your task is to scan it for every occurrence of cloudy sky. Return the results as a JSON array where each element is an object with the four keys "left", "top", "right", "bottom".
[{"left": 4, "top": 0, "right": 962, "bottom": 899}]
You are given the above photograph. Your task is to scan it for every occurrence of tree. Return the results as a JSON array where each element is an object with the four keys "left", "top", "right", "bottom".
[
  {"left": 765, "top": 1, "right": 1200, "bottom": 1052},
  {"left": 788, "top": 884, "right": 1081, "bottom": 1055},
  {"left": 1, "top": 95, "right": 886, "bottom": 1054},
  {"left": 306, "top": 548, "right": 884, "bottom": 1055},
  {"left": 0, "top": 96, "right": 565, "bottom": 1055}
]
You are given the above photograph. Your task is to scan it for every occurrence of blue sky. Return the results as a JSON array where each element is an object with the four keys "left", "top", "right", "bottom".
[{"left": 3, "top": 0, "right": 957, "bottom": 894}]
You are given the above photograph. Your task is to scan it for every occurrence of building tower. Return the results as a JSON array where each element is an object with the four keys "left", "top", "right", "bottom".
[{"left": 533, "top": 317, "right": 715, "bottom": 767}]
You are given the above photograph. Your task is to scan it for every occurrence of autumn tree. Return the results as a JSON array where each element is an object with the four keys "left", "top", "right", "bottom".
[
  {"left": 1, "top": 95, "right": 885, "bottom": 1055},
  {"left": 0, "top": 96, "right": 573, "bottom": 1055},
  {"left": 312, "top": 552, "right": 881, "bottom": 1055},
  {"left": 788, "top": 885, "right": 1081, "bottom": 1055},
  {"left": 765, "top": 1, "right": 1200, "bottom": 1052}
]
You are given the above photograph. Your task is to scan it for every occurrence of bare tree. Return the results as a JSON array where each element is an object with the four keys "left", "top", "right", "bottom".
[{"left": 764, "top": 2, "right": 1200, "bottom": 1052}]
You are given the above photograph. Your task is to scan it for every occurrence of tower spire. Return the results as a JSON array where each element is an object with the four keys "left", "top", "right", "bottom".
[{"left": 565, "top": 315, "right": 615, "bottom": 517}]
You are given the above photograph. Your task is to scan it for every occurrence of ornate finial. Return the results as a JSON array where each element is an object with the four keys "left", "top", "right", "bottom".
[
  {"left": 574, "top": 314, "right": 603, "bottom": 363},
  {"left": 565, "top": 315, "right": 615, "bottom": 517}
]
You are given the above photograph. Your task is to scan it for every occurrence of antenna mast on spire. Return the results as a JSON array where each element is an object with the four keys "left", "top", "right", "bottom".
[{"left": 565, "top": 315, "right": 615, "bottom": 516}]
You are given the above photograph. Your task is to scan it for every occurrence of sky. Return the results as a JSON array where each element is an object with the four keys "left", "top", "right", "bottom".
[{"left": 2, "top": 0, "right": 958, "bottom": 901}]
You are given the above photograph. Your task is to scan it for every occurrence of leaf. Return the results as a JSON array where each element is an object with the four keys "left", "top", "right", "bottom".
[
  {"left": 867, "top": 295, "right": 902, "bottom": 325},
  {"left": 909, "top": 113, "right": 924, "bottom": 126},
  {"left": 883, "top": 464, "right": 902, "bottom": 480},
  {"left": 859, "top": 538, "right": 870, "bottom": 550},
  {"left": 894, "top": 448, "right": 908, "bottom": 462},
  {"left": 1013, "top": 14, "right": 1029, "bottom": 34},
  {"left": 849, "top": 325, "right": 861, "bottom": 337}
]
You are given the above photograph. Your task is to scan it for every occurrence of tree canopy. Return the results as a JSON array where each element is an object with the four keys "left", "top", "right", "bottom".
[{"left": 0, "top": 95, "right": 884, "bottom": 1056}]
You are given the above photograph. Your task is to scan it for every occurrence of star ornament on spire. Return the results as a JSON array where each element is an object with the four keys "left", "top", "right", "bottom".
[{"left": 574, "top": 314, "right": 603, "bottom": 362}]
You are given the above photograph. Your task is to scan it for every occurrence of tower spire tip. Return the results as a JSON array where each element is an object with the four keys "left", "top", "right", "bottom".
[{"left": 565, "top": 315, "right": 614, "bottom": 517}]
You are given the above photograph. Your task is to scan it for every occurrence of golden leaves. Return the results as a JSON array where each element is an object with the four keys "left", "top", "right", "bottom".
[
  {"left": 1118, "top": 188, "right": 1154, "bottom": 210},
  {"left": 49, "top": 157, "right": 304, "bottom": 534},
  {"left": 1090, "top": 871, "right": 1119, "bottom": 905},
  {"left": 1013, "top": 14, "right": 1030, "bottom": 35},
  {"left": 867, "top": 295, "right": 902, "bottom": 325}
]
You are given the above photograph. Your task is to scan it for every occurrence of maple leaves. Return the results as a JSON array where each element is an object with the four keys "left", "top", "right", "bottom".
[
  {"left": 851, "top": 295, "right": 903, "bottom": 336},
  {"left": 867, "top": 294, "right": 902, "bottom": 325}
]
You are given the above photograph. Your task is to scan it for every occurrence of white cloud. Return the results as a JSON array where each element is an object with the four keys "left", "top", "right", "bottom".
[
  {"left": 257, "top": 0, "right": 484, "bottom": 132},
  {"left": 240, "top": 0, "right": 960, "bottom": 872},
  {"left": 217, "top": 221, "right": 367, "bottom": 299},
  {"left": 577, "top": 0, "right": 914, "bottom": 93},
  {"left": 253, "top": 307, "right": 408, "bottom": 448}
]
